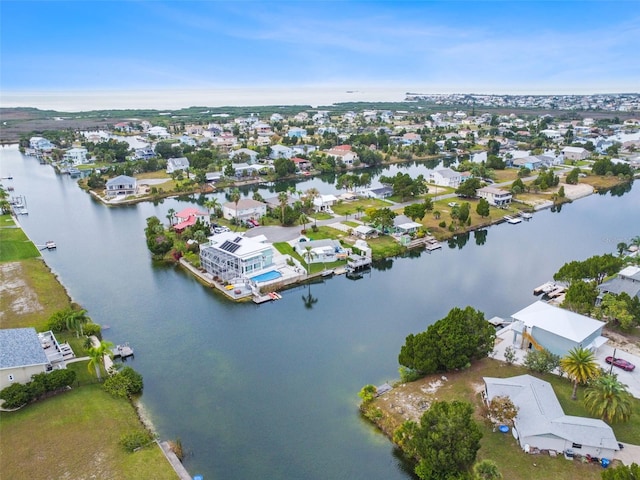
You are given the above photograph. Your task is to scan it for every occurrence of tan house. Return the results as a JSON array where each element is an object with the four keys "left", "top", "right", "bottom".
[
  {"left": 477, "top": 186, "right": 512, "bottom": 206},
  {"left": 222, "top": 198, "right": 267, "bottom": 222}
]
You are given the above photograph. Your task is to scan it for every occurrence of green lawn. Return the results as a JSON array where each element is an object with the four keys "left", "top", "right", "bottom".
[
  {"left": 0, "top": 215, "right": 41, "bottom": 262},
  {"left": 331, "top": 198, "right": 391, "bottom": 215},
  {"left": 366, "top": 236, "right": 405, "bottom": 260},
  {"left": 274, "top": 238, "right": 347, "bottom": 274},
  {"left": 0, "top": 385, "right": 178, "bottom": 480}
]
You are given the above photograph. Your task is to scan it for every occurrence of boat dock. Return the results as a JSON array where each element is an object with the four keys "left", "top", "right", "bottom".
[
  {"left": 112, "top": 343, "right": 134, "bottom": 358},
  {"left": 253, "top": 292, "right": 282, "bottom": 304},
  {"left": 347, "top": 255, "right": 372, "bottom": 271}
]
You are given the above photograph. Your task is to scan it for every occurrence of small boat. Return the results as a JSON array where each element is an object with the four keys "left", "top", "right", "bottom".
[
  {"left": 45, "top": 241, "right": 57, "bottom": 250},
  {"left": 321, "top": 269, "right": 333, "bottom": 277},
  {"left": 520, "top": 212, "right": 533, "bottom": 220},
  {"left": 503, "top": 215, "right": 522, "bottom": 224},
  {"left": 113, "top": 343, "right": 134, "bottom": 358}
]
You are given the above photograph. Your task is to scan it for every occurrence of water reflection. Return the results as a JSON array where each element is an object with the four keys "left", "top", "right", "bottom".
[{"left": 474, "top": 229, "right": 488, "bottom": 246}]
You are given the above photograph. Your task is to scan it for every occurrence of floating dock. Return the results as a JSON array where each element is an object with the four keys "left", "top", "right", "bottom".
[
  {"left": 253, "top": 292, "right": 282, "bottom": 304},
  {"left": 113, "top": 343, "right": 134, "bottom": 358}
]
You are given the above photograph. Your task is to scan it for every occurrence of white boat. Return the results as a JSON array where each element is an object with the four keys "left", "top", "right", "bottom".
[
  {"left": 520, "top": 212, "right": 533, "bottom": 219},
  {"left": 45, "top": 241, "right": 57, "bottom": 250},
  {"left": 503, "top": 215, "right": 522, "bottom": 224}
]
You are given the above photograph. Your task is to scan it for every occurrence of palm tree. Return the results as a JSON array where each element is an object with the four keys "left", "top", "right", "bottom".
[
  {"left": 299, "top": 213, "right": 309, "bottom": 231},
  {"left": 584, "top": 373, "right": 633, "bottom": 423},
  {"left": 204, "top": 198, "right": 220, "bottom": 219},
  {"left": 278, "top": 191, "right": 289, "bottom": 224},
  {"left": 87, "top": 340, "right": 114, "bottom": 381},
  {"left": 560, "top": 346, "right": 600, "bottom": 400},
  {"left": 65, "top": 309, "right": 89, "bottom": 338},
  {"left": 630, "top": 236, "right": 640, "bottom": 249},
  {"left": 616, "top": 242, "right": 629, "bottom": 256},
  {"left": 166, "top": 208, "right": 176, "bottom": 227},
  {"left": 356, "top": 206, "right": 364, "bottom": 219},
  {"left": 305, "top": 188, "right": 320, "bottom": 226},
  {"left": 229, "top": 188, "right": 241, "bottom": 228},
  {"left": 303, "top": 245, "right": 317, "bottom": 275}
]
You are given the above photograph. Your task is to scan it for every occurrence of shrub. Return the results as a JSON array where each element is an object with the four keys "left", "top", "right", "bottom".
[
  {"left": 103, "top": 367, "right": 143, "bottom": 398},
  {"left": 119, "top": 431, "right": 153, "bottom": 452},
  {"left": 358, "top": 384, "right": 377, "bottom": 405},
  {"left": 83, "top": 322, "right": 102, "bottom": 339},
  {"left": 44, "top": 309, "right": 69, "bottom": 332},
  {"left": 399, "top": 366, "right": 422, "bottom": 383},
  {"left": 524, "top": 348, "right": 560, "bottom": 374},
  {"left": 438, "top": 221, "right": 446, "bottom": 228},
  {"left": 0, "top": 383, "right": 31, "bottom": 408}
]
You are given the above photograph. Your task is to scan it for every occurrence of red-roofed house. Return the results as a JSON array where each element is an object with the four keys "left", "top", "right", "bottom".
[
  {"left": 172, "top": 207, "right": 210, "bottom": 232},
  {"left": 292, "top": 157, "right": 311, "bottom": 171}
]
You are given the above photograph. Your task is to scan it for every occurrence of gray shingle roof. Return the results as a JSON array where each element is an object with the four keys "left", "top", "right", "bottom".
[{"left": 0, "top": 328, "right": 49, "bottom": 369}]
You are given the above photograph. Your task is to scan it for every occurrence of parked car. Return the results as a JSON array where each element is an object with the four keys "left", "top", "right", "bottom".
[
  {"left": 248, "top": 219, "right": 260, "bottom": 227},
  {"left": 605, "top": 356, "right": 635, "bottom": 371}
]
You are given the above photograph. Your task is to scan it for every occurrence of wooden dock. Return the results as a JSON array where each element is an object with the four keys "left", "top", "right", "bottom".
[
  {"left": 347, "top": 255, "right": 372, "bottom": 271},
  {"left": 252, "top": 292, "right": 282, "bottom": 304}
]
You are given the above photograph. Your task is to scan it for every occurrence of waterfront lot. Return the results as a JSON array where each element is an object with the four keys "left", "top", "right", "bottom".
[
  {"left": 370, "top": 358, "right": 640, "bottom": 480},
  {"left": 0, "top": 383, "right": 178, "bottom": 480}
]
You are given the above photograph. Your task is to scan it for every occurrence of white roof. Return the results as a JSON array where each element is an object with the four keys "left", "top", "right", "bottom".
[
  {"left": 434, "top": 167, "right": 460, "bottom": 178},
  {"left": 354, "top": 225, "right": 375, "bottom": 234},
  {"left": 206, "top": 232, "right": 271, "bottom": 259},
  {"left": 511, "top": 301, "right": 604, "bottom": 343},
  {"left": 397, "top": 222, "right": 422, "bottom": 230}
]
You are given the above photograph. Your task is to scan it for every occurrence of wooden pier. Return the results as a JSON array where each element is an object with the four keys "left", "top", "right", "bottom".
[{"left": 347, "top": 255, "right": 372, "bottom": 271}]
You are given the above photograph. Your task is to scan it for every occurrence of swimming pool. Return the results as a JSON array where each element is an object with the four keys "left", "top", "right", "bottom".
[{"left": 250, "top": 270, "right": 282, "bottom": 282}]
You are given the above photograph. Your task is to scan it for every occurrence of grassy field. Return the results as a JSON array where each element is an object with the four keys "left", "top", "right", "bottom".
[
  {"left": 368, "top": 358, "right": 640, "bottom": 480},
  {"left": 0, "top": 215, "right": 41, "bottom": 261},
  {"left": 0, "top": 385, "right": 178, "bottom": 480},
  {"left": 0, "top": 219, "right": 178, "bottom": 480},
  {"left": 331, "top": 197, "right": 392, "bottom": 215}
]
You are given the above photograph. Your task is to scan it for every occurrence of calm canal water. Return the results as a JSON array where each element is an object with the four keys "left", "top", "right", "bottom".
[{"left": 1, "top": 145, "right": 638, "bottom": 479}]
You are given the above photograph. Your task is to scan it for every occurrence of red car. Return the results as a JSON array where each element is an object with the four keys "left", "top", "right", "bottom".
[{"left": 605, "top": 356, "right": 636, "bottom": 372}]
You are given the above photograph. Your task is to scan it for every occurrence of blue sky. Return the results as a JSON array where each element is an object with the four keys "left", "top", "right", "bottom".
[{"left": 1, "top": 1, "right": 639, "bottom": 106}]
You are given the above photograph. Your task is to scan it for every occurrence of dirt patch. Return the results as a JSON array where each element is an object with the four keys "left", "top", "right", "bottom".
[
  {"left": 0, "top": 261, "right": 44, "bottom": 318},
  {"left": 603, "top": 327, "right": 640, "bottom": 357}
]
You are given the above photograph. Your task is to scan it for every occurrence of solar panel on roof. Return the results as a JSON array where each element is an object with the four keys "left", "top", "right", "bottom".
[
  {"left": 220, "top": 240, "right": 241, "bottom": 253},
  {"left": 233, "top": 237, "right": 242, "bottom": 243}
]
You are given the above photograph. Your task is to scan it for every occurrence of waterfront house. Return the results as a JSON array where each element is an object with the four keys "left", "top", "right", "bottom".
[
  {"left": 597, "top": 265, "right": 640, "bottom": 305},
  {"left": 292, "top": 157, "right": 312, "bottom": 172},
  {"left": 63, "top": 147, "right": 89, "bottom": 165},
  {"left": 166, "top": 157, "right": 190, "bottom": 174},
  {"left": 0, "top": 328, "right": 50, "bottom": 390},
  {"left": 172, "top": 207, "right": 210, "bottom": 232},
  {"left": 393, "top": 215, "right": 422, "bottom": 235},
  {"left": 324, "top": 145, "right": 358, "bottom": 166},
  {"left": 106, "top": 175, "right": 137, "bottom": 197},
  {"left": 312, "top": 194, "right": 338, "bottom": 213},
  {"left": 270, "top": 145, "right": 294, "bottom": 159},
  {"left": 429, "top": 168, "right": 462, "bottom": 188},
  {"left": 509, "top": 301, "right": 606, "bottom": 356},
  {"left": 512, "top": 156, "right": 546, "bottom": 170},
  {"left": 293, "top": 239, "right": 347, "bottom": 264},
  {"left": 483, "top": 375, "right": 619, "bottom": 459},
  {"left": 222, "top": 198, "right": 267, "bottom": 223},
  {"left": 477, "top": 186, "right": 512, "bottom": 206},
  {"left": 365, "top": 186, "right": 393, "bottom": 199},
  {"left": 199, "top": 232, "right": 274, "bottom": 282},
  {"left": 291, "top": 144, "right": 318, "bottom": 156},
  {"left": 353, "top": 225, "right": 377, "bottom": 239},
  {"left": 29, "top": 136, "right": 54, "bottom": 152},
  {"left": 148, "top": 126, "right": 170, "bottom": 138}
]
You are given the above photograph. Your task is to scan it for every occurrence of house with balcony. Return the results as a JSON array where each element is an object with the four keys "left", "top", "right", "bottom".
[
  {"left": 270, "top": 145, "right": 294, "bottom": 159},
  {"left": 63, "top": 147, "right": 89, "bottom": 165},
  {"left": 199, "top": 232, "right": 274, "bottom": 282},
  {"left": 172, "top": 207, "right": 210, "bottom": 232},
  {"left": 222, "top": 198, "right": 267, "bottom": 222},
  {"left": 324, "top": 145, "right": 358, "bottom": 166},
  {"left": 429, "top": 168, "right": 462, "bottom": 188},
  {"left": 106, "top": 175, "right": 137, "bottom": 197},
  {"left": 477, "top": 186, "right": 512, "bottom": 206},
  {"left": 29, "top": 136, "right": 54, "bottom": 152},
  {"left": 0, "top": 328, "right": 51, "bottom": 390}
]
